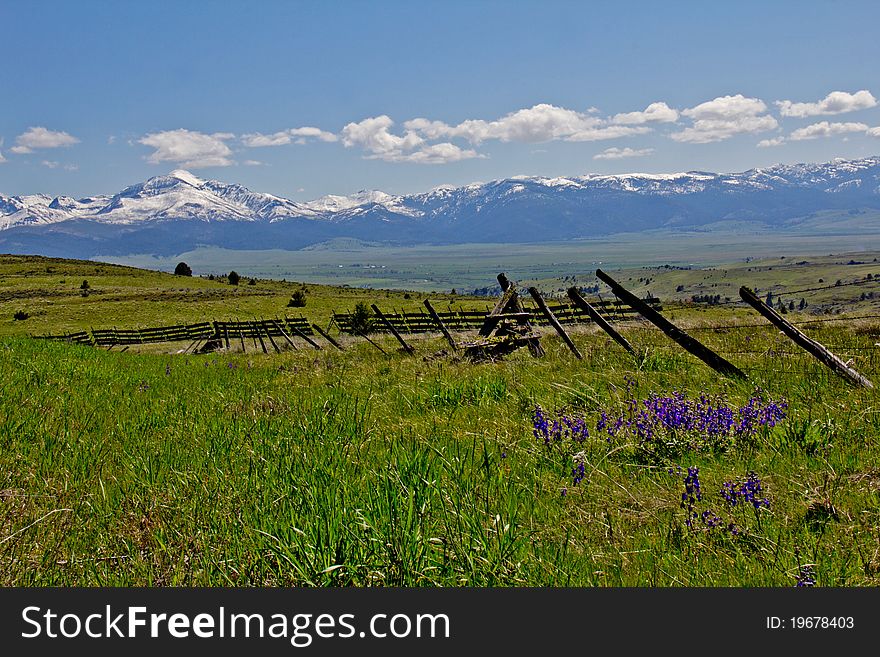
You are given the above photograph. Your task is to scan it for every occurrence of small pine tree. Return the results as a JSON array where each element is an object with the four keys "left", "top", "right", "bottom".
[
  {"left": 349, "top": 301, "right": 374, "bottom": 334},
  {"left": 227, "top": 271, "right": 240, "bottom": 286},
  {"left": 80, "top": 280, "right": 90, "bottom": 290},
  {"left": 287, "top": 289, "right": 307, "bottom": 307},
  {"left": 248, "top": 278, "right": 257, "bottom": 286}
]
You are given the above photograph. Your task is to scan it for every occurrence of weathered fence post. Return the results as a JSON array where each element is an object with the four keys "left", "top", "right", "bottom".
[
  {"left": 260, "top": 319, "right": 281, "bottom": 353},
  {"left": 595, "top": 269, "right": 746, "bottom": 379},
  {"left": 424, "top": 299, "right": 458, "bottom": 352},
  {"left": 527, "top": 287, "right": 582, "bottom": 359},
  {"left": 311, "top": 323, "right": 345, "bottom": 351},
  {"left": 481, "top": 273, "right": 544, "bottom": 357},
  {"left": 287, "top": 321, "right": 323, "bottom": 350},
  {"left": 566, "top": 286, "right": 636, "bottom": 356},
  {"left": 356, "top": 329, "right": 388, "bottom": 355},
  {"left": 371, "top": 304, "right": 415, "bottom": 355},
  {"left": 271, "top": 320, "right": 299, "bottom": 350},
  {"left": 739, "top": 286, "right": 873, "bottom": 389}
]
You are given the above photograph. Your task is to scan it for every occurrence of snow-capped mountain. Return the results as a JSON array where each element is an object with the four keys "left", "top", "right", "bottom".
[{"left": 1, "top": 156, "right": 879, "bottom": 258}]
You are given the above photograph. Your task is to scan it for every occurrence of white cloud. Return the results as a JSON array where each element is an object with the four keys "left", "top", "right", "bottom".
[
  {"left": 671, "top": 95, "right": 778, "bottom": 143},
  {"left": 64, "top": 163, "right": 78, "bottom": 171},
  {"left": 405, "top": 103, "right": 648, "bottom": 144},
  {"left": 138, "top": 129, "right": 235, "bottom": 168},
  {"left": 243, "top": 159, "right": 265, "bottom": 166},
  {"left": 776, "top": 90, "right": 877, "bottom": 118},
  {"left": 867, "top": 126, "right": 880, "bottom": 138},
  {"left": 342, "top": 115, "right": 423, "bottom": 155},
  {"left": 241, "top": 126, "right": 338, "bottom": 147},
  {"left": 611, "top": 102, "right": 679, "bottom": 125},
  {"left": 41, "top": 160, "right": 59, "bottom": 169},
  {"left": 0, "top": 139, "right": 5, "bottom": 164},
  {"left": 387, "top": 142, "right": 482, "bottom": 164},
  {"left": 593, "top": 147, "right": 655, "bottom": 160},
  {"left": 788, "top": 121, "right": 870, "bottom": 141},
  {"left": 341, "top": 116, "right": 482, "bottom": 164},
  {"left": 10, "top": 126, "right": 80, "bottom": 154},
  {"left": 757, "top": 136, "right": 785, "bottom": 148}
]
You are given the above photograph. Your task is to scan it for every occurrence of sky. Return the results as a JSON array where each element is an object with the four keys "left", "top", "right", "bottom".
[{"left": 1, "top": 0, "right": 880, "bottom": 200}]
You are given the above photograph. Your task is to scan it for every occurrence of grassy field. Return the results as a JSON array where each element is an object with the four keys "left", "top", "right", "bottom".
[{"left": 2, "top": 252, "right": 880, "bottom": 586}]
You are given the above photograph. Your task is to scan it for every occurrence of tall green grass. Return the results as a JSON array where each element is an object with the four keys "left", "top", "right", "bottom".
[{"left": 2, "top": 315, "right": 879, "bottom": 586}]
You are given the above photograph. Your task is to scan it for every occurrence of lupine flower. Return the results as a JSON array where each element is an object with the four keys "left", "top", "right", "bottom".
[
  {"left": 721, "top": 472, "right": 771, "bottom": 510},
  {"left": 533, "top": 390, "right": 787, "bottom": 459},
  {"left": 681, "top": 467, "right": 702, "bottom": 527},
  {"left": 796, "top": 564, "right": 817, "bottom": 587}
]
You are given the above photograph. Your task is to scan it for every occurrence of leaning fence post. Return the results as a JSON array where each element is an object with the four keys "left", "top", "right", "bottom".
[
  {"left": 311, "top": 323, "right": 345, "bottom": 351},
  {"left": 424, "top": 299, "right": 458, "bottom": 352},
  {"left": 596, "top": 269, "right": 746, "bottom": 379},
  {"left": 371, "top": 304, "right": 415, "bottom": 355},
  {"left": 527, "top": 287, "right": 582, "bottom": 359},
  {"left": 739, "top": 286, "right": 873, "bottom": 389},
  {"left": 566, "top": 286, "right": 636, "bottom": 356}
]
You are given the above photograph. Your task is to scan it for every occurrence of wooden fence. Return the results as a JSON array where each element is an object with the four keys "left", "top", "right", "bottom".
[
  {"left": 37, "top": 316, "right": 314, "bottom": 347},
  {"left": 331, "top": 297, "right": 662, "bottom": 334}
]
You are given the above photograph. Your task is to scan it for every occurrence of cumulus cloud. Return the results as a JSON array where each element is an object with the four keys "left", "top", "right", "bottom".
[
  {"left": 776, "top": 90, "right": 877, "bottom": 118},
  {"left": 386, "top": 142, "right": 482, "bottom": 164},
  {"left": 611, "top": 102, "right": 679, "bottom": 125},
  {"left": 404, "top": 103, "right": 649, "bottom": 144},
  {"left": 671, "top": 95, "right": 778, "bottom": 143},
  {"left": 788, "top": 121, "right": 870, "bottom": 141},
  {"left": 241, "top": 126, "right": 338, "bottom": 147},
  {"left": 867, "top": 126, "right": 880, "bottom": 138},
  {"left": 593, "top": 147, "right": 654, "bottom": 160},
  {"left": 757, "top": 136, "right": 785, "bottom": 148},
  {"left": 341, "top": 116, "right": 482, "bottom": 164},
  {"left": 138, "top": 129, "right": 235, "bottom": 168},
  {"left": 10, "top": 126, "right": 80, "bottom": 154}
]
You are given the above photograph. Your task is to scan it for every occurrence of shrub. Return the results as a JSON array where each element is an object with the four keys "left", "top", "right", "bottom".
[
  {"left": 80, "top": 280, "right": 90, "bottom": 290},
  {"left": 349, "top": 301, "right": 374, "bottom": 334},
  {"left": 248, "top": 278, "right": 257, "bottom": 286},
  {"left": 174, "top": 262, "right": 193, "bottom": 276},
  {"left": 13, "top": 310, "right": 29, "bottom": 321},
  {"left": 287, "top": 289, "right": 307, "bottom": 307},
  {"left": 227, "top": 271, "right": 240, "bottom": 286}
]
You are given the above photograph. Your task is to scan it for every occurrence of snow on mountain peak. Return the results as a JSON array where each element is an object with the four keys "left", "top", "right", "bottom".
[
  {"left": 2, "top": 156, "right": 880, "bottom": 233},
  {"left": 167, "top": 169, "right": 205, "bottom": 187}
]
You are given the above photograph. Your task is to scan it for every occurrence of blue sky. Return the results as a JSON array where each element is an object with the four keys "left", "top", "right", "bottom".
[{"left": 1, "top": 0, "right": 879, "bottom": 199}]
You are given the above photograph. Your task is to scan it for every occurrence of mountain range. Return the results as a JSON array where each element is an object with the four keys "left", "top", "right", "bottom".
[{"left": 1, "top": 156, "right": 879, "bottom": 259}]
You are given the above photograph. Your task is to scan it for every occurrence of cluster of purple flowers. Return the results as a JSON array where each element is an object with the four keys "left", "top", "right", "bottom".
[
  {"left": 532, "top": 406, "right": 590, "bottom": 446},
  {"left": 615, "top": 391, "right": 787, "bottom": 444},
  {"left": 533, "top": 389, "right": 787, "bottom": 459},
  {"left": 721, "top": 472, "right": 771, "bottom": 511},
  {"left": 671, "top": 466, "right": 772, "bottom": 535}
]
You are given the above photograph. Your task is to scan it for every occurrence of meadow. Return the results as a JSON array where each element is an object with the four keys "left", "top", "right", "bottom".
[{"left": 1, "top": 252, "right": 879, "bottom": 586}]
